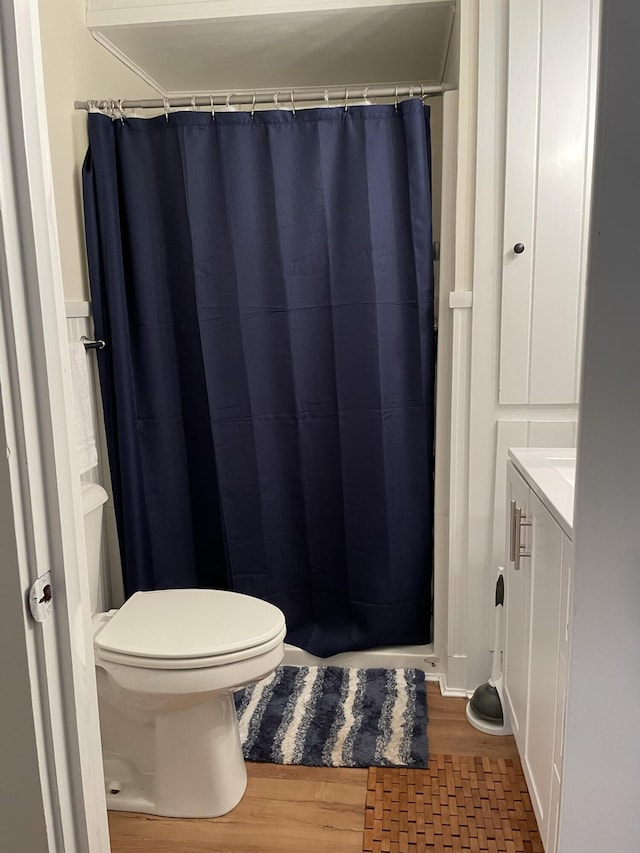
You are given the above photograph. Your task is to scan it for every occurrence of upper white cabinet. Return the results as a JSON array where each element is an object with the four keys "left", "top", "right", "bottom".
[
  {"left": 85, "top": 0, "right": 456, "bottom": 96},
  {"left": 499, "top": 0, "right": 598, "bottom": 405}
]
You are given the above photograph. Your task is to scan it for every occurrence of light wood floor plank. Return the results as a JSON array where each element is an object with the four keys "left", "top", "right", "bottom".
[
  {"left": 426, "top": 681, "right": 520, "bottom": 760},
  {"left": 108, "top": 680, "right": 519, "bottom": 851}
]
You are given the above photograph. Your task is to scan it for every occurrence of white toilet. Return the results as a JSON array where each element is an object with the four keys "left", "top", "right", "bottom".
[{"left": 82, "top": 483, "right": 286, "bottom": 818}]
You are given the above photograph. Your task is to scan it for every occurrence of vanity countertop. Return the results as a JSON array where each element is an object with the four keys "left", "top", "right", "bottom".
[{"left": 508, "top": 447, "right": 576, "bottom": 538}]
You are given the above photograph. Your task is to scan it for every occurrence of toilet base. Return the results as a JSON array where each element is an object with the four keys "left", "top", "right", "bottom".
[{"left": 101, "top": 691, "right": 247, "bottom": 818}]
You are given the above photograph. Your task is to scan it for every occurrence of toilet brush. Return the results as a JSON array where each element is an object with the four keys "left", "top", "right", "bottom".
[{"left": 466, "top": 567, "right": 512, "bottom": 736}]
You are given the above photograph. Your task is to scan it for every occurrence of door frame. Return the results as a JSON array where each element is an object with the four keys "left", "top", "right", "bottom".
[{"left": 0, "top": 1, "right": 110, "bottom": 850}]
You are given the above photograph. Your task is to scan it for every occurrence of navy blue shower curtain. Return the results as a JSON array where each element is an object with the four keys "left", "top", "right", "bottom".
[{"left": 83, "top": 100, "right": 434, "bottom": 657}]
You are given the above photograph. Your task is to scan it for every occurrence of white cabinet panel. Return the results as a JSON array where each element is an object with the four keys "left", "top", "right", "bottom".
[
  {"left": 548, "top": 767, "right": 562, "bottom": 853},
  {"left": 504, "top": 458, "right": 574, "bottom": 853},
  {"left": 527, "top": 421, "right": 576, "bottom": 448},
  {"left": 558, "top": 537, "right": 573, "bottom": 665},
  {"left": 499, "top": 0, "right": 595, "bottom": 405},
  {"left": 503, "top": 462, "right": 531, "bottom": 751},
  {"left": 553, "top": 652, "right": 567, "bottom": 782},
  {"left": 529, "top": 0, "right": 592, "bottom": 404},
  {"left": 498, "top": 0, "right": 539, "bottom": 404},
  {"left": 525, "top": 492, "right": 563, "bottom": 841}
]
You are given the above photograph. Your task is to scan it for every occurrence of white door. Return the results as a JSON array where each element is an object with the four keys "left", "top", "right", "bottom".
[{"left": 0, "top": 1, "right": 110, "bottom": 850}]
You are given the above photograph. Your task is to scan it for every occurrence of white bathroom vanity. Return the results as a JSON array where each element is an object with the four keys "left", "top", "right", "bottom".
[{"left": 504, "top": 447, "right": 576, "bottom": 853}]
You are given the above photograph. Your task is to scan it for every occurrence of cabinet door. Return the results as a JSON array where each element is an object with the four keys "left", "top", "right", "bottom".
[
  {"left": 524, "top": 492, "right": 564, "bottom": 845},
  {"left": 547, "top": 536, "right": 573, "bottom": 853},
  {"left": 503, "top": 462, "right": 531, "bottom": 752},
  {"left": 499, "top": 0, "right": 595, "bottom": 404}
]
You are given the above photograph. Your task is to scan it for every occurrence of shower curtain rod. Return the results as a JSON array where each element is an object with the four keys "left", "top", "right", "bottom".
[{"left": 74, "top": 83, "right": 447, "bottom": 112}]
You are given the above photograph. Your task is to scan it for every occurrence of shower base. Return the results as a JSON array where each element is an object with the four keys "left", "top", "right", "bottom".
[{"left": 282, "top": 643, "right": 436, "bottom": 672}]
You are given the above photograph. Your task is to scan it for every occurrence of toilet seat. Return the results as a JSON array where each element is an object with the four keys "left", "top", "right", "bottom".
[{"left": 94, "top": 588, "right": 286, "bottom": 670}]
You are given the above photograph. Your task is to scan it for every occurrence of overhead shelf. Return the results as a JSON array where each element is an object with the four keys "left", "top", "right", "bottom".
[{"left": 86, "top": 0, "right": 456, "bottom": 97}]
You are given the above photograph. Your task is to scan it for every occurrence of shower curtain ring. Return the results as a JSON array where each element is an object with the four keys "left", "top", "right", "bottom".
[
  {"left": 191, "top": 95, "right": 198, "bottom": 111},
  {"left": 117, "top": 98, "right": 125, "bottom": 124},
  {"left": 344, "top": 89, "right": 349, "bottom": 112},
  {"left": 290, "top": 91, "right": 296, "bottom": 115},
  {"left": 251, "top": 92, "right": 256, "bottom": 118},
  {"left": 226, "top": 93, "right": 231, "bottom": 111},
  {"left": 395, "top": 86, "right": 399, "bottom": 111},
  {"left": 163, "top": 98, "right": 170, "bottom": 121},
  {"left": 274, "top": 91, "right": 279, "bottom": 110},
  {"left": 324, "top": 89, "right": 330, "bottom": 107},
  {"left": 210, "top": 95, "right": 215, "bottom": 120},
  {"left": 363, "top": 87, "right": 370, "bottom": 105}
]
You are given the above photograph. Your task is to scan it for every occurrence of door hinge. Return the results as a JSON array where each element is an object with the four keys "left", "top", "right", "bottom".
[{"left": 28, "top": 571, "right": 52, "bottom": 622}]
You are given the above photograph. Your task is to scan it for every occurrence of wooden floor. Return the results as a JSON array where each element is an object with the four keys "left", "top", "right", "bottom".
[{"left": 108, "top": 682, "right": 520, "bottom": 853}]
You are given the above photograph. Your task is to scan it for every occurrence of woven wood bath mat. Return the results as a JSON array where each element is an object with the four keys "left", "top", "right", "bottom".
[{"left": 363, "top": 754, "right": 543, "bottom": 852}]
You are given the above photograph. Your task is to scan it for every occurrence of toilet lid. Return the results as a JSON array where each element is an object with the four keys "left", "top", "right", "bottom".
[{"left": 94, "top": 589, "right": 286, "bottom": 661}]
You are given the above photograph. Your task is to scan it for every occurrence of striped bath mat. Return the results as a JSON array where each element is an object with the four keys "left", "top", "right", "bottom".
[{"left": 234, "top": 665, "right": 428, "bottom": 768}]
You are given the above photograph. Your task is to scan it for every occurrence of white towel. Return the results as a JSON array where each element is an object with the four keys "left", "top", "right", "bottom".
[{"left": 69, "top": 342, "right": 98, "bottom": 473}]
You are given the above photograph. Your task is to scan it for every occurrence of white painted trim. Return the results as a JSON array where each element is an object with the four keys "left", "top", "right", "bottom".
[
  {"left": 452, "top": 0, "right": 478, "bottom": 296},
  {"left": 444, "top": 656, "right": 469, "bottom": 696},
  {"left": 463, "top": 0, "right": 509, "bottom": 693},
  {"left": 449, "top": 290, "right": 472, "bottom": 309},
  {"left": 447, "top": 301, "right": 472, "bottom": 683},
  {"left": 90, "top": 31, "right": 167, "bottom": 96},
  {"left": 572, "top": 0, "right": 601, "bottom": 402},
  {"left": 433, "top": 674, "right": 470, "bottom": 699},
  {"left": 65, "top": 301, "right": 91, "bottom": 318},
  {"left": 0, "top": 1, "right": 109, "bottom": 849},
  {"left": 87, "top": 0, "right": 455, "bottom": 27},
  {"left": 432, "top": 89, "right": 458, "bottom": 673},
  {"left": 443, "top": 0, "right": 478, "bottom": 693}
]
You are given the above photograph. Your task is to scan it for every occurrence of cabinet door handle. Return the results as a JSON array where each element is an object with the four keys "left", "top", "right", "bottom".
[
  {"left": 514, "top": 506, "right": 522, "bottom": 571},
  {"left": 509, "top": 500, "right": 517, "bottom": 563},
  {"left": 514, "top": 506, "right": 532, "bottom": 571}
]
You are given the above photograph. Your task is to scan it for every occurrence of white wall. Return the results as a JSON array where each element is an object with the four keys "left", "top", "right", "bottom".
[
  {"left": 38, "top": 0, "right": 156, "bottom": 301},
  {"left": 455, "top": 0, "right": 596, "bottom": 694},
  {"left": 559, "top": 2, "right": 640, "bottom": 849}
]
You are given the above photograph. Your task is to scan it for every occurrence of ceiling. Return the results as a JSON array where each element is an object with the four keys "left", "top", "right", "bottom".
[{"left": 86, "top": 1, "right": 457, "bottom": 97}]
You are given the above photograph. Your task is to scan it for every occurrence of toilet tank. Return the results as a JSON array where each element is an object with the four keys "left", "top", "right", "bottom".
[{"left": 81, "top": 483, "right": 109, "bottom": 615}]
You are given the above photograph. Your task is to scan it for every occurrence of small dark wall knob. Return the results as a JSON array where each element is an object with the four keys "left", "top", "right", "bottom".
[{"left": 513, "top": 242, "right": 525, "bottom": 254}]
